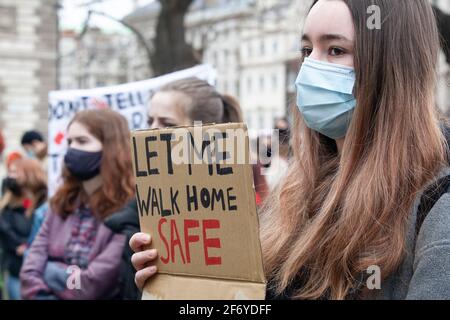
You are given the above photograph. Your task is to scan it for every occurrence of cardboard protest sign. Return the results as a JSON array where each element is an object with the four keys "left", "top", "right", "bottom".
[
  {"left": 47, "top": 64, "right": 216, "bottom": 196},
  {"left": 131, "top": 123, "right": 266, "bottom": 300}
]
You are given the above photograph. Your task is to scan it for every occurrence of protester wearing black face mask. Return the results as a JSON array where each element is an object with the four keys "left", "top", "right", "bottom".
[
  {"left": 2, "top": 177, "right": 23, "bottom": 198},
  {"left": 63, "top": 148, "right": 103, "bottom": 181},
  {"left": 21, "top": 109, "right": 136, "bottom": 300}
]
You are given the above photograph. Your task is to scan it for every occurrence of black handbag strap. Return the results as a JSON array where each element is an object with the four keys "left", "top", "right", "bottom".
[{"left": 415, "top": 175, "right": 450, "bottom": 237}]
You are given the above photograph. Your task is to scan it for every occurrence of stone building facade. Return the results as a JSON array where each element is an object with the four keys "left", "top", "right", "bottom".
[{"left": 0, "top": 0, "right": 58, "bottom": 158}]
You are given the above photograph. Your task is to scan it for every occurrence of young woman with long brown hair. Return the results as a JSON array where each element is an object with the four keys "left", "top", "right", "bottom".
[
  {"left": 260, "top": 0, "right": 450, "bottom": 299},
  {"left": 20, "top": 109, "right": 135, "bottom": 299},
  {"left": 129, "top": 0, "right": 450, "bottom": 299}
]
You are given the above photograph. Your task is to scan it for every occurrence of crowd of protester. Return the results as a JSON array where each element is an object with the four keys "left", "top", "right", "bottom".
[
  {"left": 0, "top": 79, "right": 286, "bottom": 300},
  {"left": 1, "top": 0, "right": 450, "bottom": 301}
]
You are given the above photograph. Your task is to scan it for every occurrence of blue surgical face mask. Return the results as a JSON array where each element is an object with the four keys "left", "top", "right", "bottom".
[{"left": 295, "top": 57, "right": 356, "bottom": 139}]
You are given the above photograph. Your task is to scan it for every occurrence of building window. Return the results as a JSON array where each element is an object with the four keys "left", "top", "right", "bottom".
[
  {"left": 212, "top": 51, "right": 218, "bottom": 66},
  {"left": 186, "top": 31, "right": 193, "bottom": 44},
  {"left": 0, "top": 6, "right": 17, "bottom": 34},
  {"left": 260, "top": 40, "right": 265, "bottom": 56},
  {"left": 223, "top": 29, "right": 229, "bottom": 40},
  {"left": 258, "top": 107, "right": 264, "bottom": 129},
  {"left": 272, "top": 74, "right": 277, "bottom": 89},
  {"left": 247, "top": 115, "right": 253, "bottom": 129},
  {"left": 247, "top": 77, "right": 252, "bottom": 92},
  {"left": 260, "top": 76, "right": 265, "bottom": 91},
  {"left": 224, "top": 50, "right": 229, "bottom": 64}
]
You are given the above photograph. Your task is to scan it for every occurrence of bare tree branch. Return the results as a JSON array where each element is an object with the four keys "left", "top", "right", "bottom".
[
  {"left": 89, "top": 9, "right": 153, "bottom": 71},
  {"left": 78, "top": 10, "right": 92, "bottom": 40}
]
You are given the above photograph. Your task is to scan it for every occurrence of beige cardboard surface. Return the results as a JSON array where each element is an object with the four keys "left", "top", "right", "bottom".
[
  {"left": 142, "top": 274, "right": 267, "bottom": 300},
  {"left": 131, "top": 123, "right": 266, "bottom": 299}
]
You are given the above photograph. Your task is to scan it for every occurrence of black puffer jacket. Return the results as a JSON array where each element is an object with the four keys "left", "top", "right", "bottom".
[
  {"left": 104, "top": 200, "right": 141, "bottom": 300},
  {"left": 0, "top": 205, "right": 32, "bottom": 277}
]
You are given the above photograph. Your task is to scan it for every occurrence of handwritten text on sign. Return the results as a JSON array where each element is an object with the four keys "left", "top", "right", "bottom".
[{"left": 131, "top": 125, "right": 253, "bottom": 268}]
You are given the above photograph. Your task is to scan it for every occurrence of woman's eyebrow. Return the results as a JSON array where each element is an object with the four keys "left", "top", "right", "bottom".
[
  {"left": 73, "top": 135, "right": 89, "bottom": 140},
  {"left": 301, "top": 33, "right": 352, "bottom": 43},
  {"left": 320, "top": 34, "right": 352, "bottom": 43},
  {"left": 301, "top": 34, "right": 311, "bottom": 42}
]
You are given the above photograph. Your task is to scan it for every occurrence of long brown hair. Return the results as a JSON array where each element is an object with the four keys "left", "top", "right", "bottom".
[
  {"left": 261, "top": 0, "right": 447, "bottom": 299},
  {"left": 15, "top": 158, "right": 47, "bottom": 218},
  {"left": 0, "top": 158, "right": 47, "bottom": 217},
  {"left": 50, "top": 109, "right": 135, "bottom": 220}
]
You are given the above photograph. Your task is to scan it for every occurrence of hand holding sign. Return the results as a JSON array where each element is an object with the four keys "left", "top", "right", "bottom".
[
  {"left": 131, "top": 123, "right": 266, "bottom": 300},
  {"left": 130, "top": 232, "right": 158, "bottom": 290}
]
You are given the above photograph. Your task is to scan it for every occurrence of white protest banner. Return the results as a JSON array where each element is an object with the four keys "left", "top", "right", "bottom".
[{"left": 48, "top": 64, "right": 217, "bottom": 196}]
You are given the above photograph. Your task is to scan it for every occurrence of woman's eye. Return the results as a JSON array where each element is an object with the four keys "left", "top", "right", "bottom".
[
  {"left": 147, "top": 117, "right": 154, "bottom": 127},
  {"left": 162, "top": 121, "right": 176, "bottom": 128},
  {"left": 301, "top": 47, "right": 312, "bottom": 57},
  {"left": 329, "top": 47, "right": 345, "bottom": 56}
]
